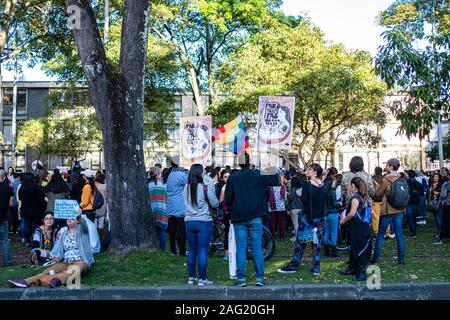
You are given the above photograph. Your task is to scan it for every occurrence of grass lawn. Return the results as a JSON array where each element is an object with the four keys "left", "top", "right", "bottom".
[{"left": 1, "top": 213, "right": 449, "bottom": 287}]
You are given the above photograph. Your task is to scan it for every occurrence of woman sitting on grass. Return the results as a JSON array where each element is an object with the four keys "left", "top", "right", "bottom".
[
  {"left": 29, "top": 212, "right": 58, "bottom": 266},
  {"left": 8, "top": 210, "right": 94, "bottom": 288}
]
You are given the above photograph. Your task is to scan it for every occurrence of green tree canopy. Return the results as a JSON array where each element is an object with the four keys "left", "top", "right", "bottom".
[
  {"left": 375, "top": 0, "right": 450, "bottom": 139},
  {"left": 210, "top": 20, "right": 387, "bottom": 166}
]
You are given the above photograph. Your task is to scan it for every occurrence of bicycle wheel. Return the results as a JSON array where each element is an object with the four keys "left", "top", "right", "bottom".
[
  {"left": 208, "top": 225, "right": 223, "bottom": 257},
  {"left": 247, "top": 225, "right": 275, "bottom": 261}
]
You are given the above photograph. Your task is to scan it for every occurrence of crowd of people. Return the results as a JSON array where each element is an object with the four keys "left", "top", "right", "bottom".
[
  {"left": 2, "top": 164, "right": 109, "bottom": 288},
  {"left": 3, "top": 154, "right": 450, "bottom": 288}
]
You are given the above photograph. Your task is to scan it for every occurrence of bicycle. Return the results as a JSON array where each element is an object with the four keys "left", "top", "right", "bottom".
[{"left": 208, "top": 211, "right": 275, "bottom": 261}]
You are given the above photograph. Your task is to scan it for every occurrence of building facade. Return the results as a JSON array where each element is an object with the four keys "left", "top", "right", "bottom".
[{"left": 1, "top": 81, "right": 447, "bottom": 172}]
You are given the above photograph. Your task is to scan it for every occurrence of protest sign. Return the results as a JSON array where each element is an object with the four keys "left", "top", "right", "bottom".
[
  {"left": 54, "top": 199, "right": 79, "bottom": 220},
  {"left": 257, "top": 96, "right": 296, "bottom": 149},
  {"left": 180, "top": 116, "right": 212, "bottom": 168}
]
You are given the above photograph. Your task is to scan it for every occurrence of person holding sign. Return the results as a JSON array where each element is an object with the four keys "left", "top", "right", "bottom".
[{"left": 7, "top": 209, "right": 94, "bottom": 288}]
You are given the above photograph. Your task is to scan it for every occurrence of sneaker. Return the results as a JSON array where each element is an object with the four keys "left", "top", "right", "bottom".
[
  {"left": 255, "top": 280, "right": 265, "bottom": 287},
  {"left": 411, "top": 235, "right": 417, "bottom": 239},
  {"left": 336, "top": 245, "right": 349, "bottom": 251},
  {"left": 7, "top": 279, "right": 28, "bottom": 288},
  {"left": 48, "top": 277, "right": 62, "bottom": 288},
  {"left": 352, "top": 274, "right": 367, "bottom": 281},
  {"left": 188, "top": 277, "right": 197, "bottom": 285},
  {"left": 290, "top": 236, "right": 297, "bottom": 242},
  {"left": 432, "top": 238, "right": 444, "bottom": 245},
  {"left": 198, "top": 279, "right": 214, "bottom": 286},
  {"left": 276, "top": 263, "right": 298, "bottom": 274},
  {"left": 229, "top": 275, "right": 237, "bottom": 280},
  {"left": 416, "top": 220, "right": 426, "bottom": 225},
  {"left": 223, "top": 255, "right": 229, "bottom": 261},
  {"left": 235, "top": 279, "right": 247, "bottom": 287}
]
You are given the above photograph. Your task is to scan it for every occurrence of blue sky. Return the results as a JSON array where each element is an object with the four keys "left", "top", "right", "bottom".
[{"left": 2, "top": 0, "right": 394, "bottom": 81}]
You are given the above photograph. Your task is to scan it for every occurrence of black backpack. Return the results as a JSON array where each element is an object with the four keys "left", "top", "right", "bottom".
[
  {"left": 408, "top": 180, "right": 422, "bottom": 205},
  {"left": 386, "top": 177, "right": 410, "bottom": 208},
  {"left": 93, "top": 190, "right": 104, "bottom": 210}
]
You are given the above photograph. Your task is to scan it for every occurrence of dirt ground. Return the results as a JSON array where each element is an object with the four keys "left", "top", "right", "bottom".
[{"left": 0, "top": 233, "right": 33, "bottom": 267}]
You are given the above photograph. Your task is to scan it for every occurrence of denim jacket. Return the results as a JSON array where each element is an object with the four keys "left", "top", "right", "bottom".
[{"left": 50, "top": 216, "right": 94, "bottom": 268}]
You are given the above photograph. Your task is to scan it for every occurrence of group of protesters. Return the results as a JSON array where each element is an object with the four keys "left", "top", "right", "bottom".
[
  {"left": 147, "top": 154, "right": 450, "bottom": 286},
  {"left": 4, "top": 153, "right": 450, "bottom": 288},
  {"left": 3, "top": 164, "right": 109, "bottom": 288}
]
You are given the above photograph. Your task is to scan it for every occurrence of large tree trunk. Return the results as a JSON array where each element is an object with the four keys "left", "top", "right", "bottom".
[{"left": 65, "top": 0, "right": 156, "bottom": 254}]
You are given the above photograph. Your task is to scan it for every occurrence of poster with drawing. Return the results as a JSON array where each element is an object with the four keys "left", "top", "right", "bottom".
[
  {"left": 257, "top": 96, "right": 296, "bottom": 150},
  {"left": 180, "top": 116, "right": 212, "bottom": 168}
]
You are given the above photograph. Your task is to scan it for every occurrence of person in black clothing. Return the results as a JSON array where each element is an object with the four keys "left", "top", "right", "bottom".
[
  {"left": 70, "top": 172, "right": 84, "bottom": 204},
  {"left": 339, "top": 177, "right": 372, "bottom": 281},
  {"left": 0, "top": 170, "right": 14, "bottom": 266},
  {"left": 405, "top": 170, "right": 425, "bottom": 239},
  {"left": 323, "top": 168, "right": 341, "bottom": 257},
  {"left": 225, "top": 153, "right": 279, "bottom": 287},
  {"left": 440, "top": 168, "right": 449, "bottom": 183},
  {"left": 18, "top": 173, "right": 47, "bottom": 245},
  {"left": 277, "top": 163, "right": 328, "bottom": 276}
]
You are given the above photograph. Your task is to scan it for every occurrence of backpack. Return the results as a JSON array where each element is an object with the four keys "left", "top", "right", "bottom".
[
  {"left": 386, "top": 177, "right": 410, "bottom": 208},
  {"left": 408, "top": 180, "right": 422, "bottom": 205},
  {"left": 93, "top": 189, "right": 104, "bottom": 210},
  {"left": 355, "top": 195, "right": 372, "bottom": 224}
]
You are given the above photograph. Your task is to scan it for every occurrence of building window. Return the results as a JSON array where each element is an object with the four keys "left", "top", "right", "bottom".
[
  {"left": 2, "top": 88, "right": 27, "bottom": 115},
  {"left": 175, "top": 97, "right": 182, "bottom": 112},
  {"left": 2, "top": 124, "right": 12, "bottom": 145}
]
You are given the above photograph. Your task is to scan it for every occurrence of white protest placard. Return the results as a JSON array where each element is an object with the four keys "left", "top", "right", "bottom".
[
  {"left": 179, "top": 116, "right": 212, "bottom": 168},
  {"left": 257, "top": 96, "right": 296, "bottom": 150},
  {"left": 54, "top": 199, "right": 79, "bottom": 220}
]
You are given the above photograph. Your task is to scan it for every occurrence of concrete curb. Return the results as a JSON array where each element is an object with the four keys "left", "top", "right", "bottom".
[{"left": 1, "top": 283, "right": 450, "bottom": 300}]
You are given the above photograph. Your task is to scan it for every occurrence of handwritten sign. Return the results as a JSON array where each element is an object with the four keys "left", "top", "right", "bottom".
[{"left": 54, "top": 199, "right": 79, "bottom": 220}]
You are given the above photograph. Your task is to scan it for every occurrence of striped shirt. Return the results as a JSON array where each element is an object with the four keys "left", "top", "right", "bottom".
[{"left": 148, "top": 180, "right": 168, "bottom": 229}]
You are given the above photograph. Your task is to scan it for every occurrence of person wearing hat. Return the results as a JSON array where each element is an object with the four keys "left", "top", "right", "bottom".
[
  {"left": 371, "top": 158, "right": 406, "bottom": 265},
  {"left": 79, "top": 169, "right": 97, "bottom": 222}
]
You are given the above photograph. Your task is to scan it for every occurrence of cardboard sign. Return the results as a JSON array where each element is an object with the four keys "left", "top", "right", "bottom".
[
  {"left": 257, "top": 96, "right": 296, "bottom": 150},
  {"left": 54, "top": 199, "right": 79, "bottom": 220},
  {"left": 179, "top": 116, "right": 212, "bottom": 168}
]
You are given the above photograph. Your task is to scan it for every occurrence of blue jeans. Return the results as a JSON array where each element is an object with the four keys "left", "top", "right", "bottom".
[
  {"left": 234, "top": 217, "right": 264, "bottom": 283},
  {"left": 155, "top": 225, "right": 167, "bottom": 252},
  {"left": 419, "top": 196, "right": 427, "bottom": 221},
  {"left": 324, "top": 213, "right": 339, "bottom": 246},
  {"left": 0, "top": 221, "right": 11, "bottom": 266},
  {"left": 186, "top": 220, "right": 212, "bottom": 280},
  {"left": 406, "top": 204, "right": 421, "bottom": 237},
  {"left": 434, "top": 207, "right": 443, "bottom": 236},
  {"left": 373, "top": 213, "right": 405, "bottom": 263}
]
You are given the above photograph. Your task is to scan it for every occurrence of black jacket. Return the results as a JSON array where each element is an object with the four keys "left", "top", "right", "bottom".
[
  {"left": 301, "top": 180, "right": 327, "bottom": 221},
  {"left": 225, "top": 168, "right": 279, "bottom": 223},
  {"left": 18, "top": 184, "right": 47, "bottom": 225}
]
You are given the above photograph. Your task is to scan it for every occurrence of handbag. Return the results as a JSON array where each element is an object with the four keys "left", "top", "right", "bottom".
[{"left": 429, "top": 197, "right": 440, "bottom": 212}]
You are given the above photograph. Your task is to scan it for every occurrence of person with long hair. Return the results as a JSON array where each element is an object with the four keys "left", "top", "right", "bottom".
[
  {"left": 148, "top": 167, "right": 168, "bottom": 252},
  {"left": 277, "top": 163, "right": 327, "bottom": 276},
  {"left": 339, "top": 177, "right": 371, "bottom": 281},
  {"left": 323, "top": 167, "right": 341, "bottom": 257},
  {"left": 79, "top": 169, "right": 97, "bottom": 222},
  {"left": 44, "top": 169, "right": 70, "bottom": 229},
  {"left": 183, "top": 164, "right": 219, "bottom": 286},
  {"left": 430, "top": 173, "right": 444, "bottom": 244},
  {"left": 268, "top": 173, "right": 288, "bottom": 241}
]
